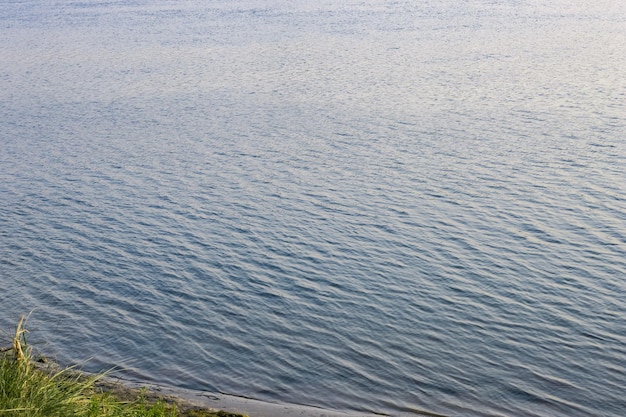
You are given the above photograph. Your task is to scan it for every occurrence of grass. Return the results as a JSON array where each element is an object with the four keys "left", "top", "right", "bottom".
[{"left": 0, "top": 316, "right": 246, "bottom": 417}]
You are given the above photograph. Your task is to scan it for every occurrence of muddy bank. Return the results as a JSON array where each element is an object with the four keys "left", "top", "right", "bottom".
[{"left": 95, "top": 376, "right": 384, "bottom": 417}]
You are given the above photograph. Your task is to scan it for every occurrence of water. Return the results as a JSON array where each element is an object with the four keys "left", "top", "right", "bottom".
[{"left": 1, "top": 1, "right": 625, "bottom": 416}]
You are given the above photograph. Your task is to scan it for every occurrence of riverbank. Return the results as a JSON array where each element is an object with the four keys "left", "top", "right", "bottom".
[
  {"left": 3, "top": 352, "right": 382, "bottom": 417},
  {"left": 0, "top": 317, "right": 240, "bottom": 417},
  {"left": 1, "top": 318, "right": 381, "bottom": 417},
  {"left": 93, "top": 377, "right": 384, "bottom": 417}
]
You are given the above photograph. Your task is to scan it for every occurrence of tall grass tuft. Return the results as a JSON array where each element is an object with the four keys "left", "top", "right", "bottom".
[{"left": 0, "top": 316, "right": 180, "bottom": 417}]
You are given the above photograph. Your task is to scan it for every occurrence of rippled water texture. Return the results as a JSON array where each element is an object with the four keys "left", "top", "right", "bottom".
[{"left": 1, "top": 1, "right": 625, "bottom": 416}]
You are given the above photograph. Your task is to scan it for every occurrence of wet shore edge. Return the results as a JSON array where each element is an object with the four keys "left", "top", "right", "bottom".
[{"left": 91, "top": 373, "right": 385, "bottom": 417}]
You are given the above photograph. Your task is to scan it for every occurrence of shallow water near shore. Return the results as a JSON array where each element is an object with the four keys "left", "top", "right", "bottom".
[{"left": 1, "top": 1, "right": 625, "bottom": 416}]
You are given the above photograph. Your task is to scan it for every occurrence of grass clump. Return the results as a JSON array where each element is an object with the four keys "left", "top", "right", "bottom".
[{"left": 0, "top": 316, "right": 246, "bottom": 417}]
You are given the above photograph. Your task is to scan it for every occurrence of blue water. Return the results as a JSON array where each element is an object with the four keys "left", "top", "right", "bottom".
[{"left": 1, "top": 1, "right": 625, "bottom": 416}]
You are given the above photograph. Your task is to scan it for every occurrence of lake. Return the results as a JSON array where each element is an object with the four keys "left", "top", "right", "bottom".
[{"left": 1, "top": 1, "right": 625, "bottom": 416}]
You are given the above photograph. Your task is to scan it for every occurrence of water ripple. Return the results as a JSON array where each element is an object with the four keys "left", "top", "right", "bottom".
[{"left": 2, "top": 1, "right": 626, "bottom": 417}]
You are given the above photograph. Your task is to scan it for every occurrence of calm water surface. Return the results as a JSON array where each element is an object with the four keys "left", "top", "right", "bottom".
[{"left": 1, "top": 1, "right": 625, "bottom": 416}]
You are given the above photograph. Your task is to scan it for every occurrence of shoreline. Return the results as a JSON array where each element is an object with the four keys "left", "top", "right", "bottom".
[
  {"left": 4, "top": 318, "right": 386, "bottom": 417},
  {"left": 94, "top": 375, "right": 385, "bottom": 417}
]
